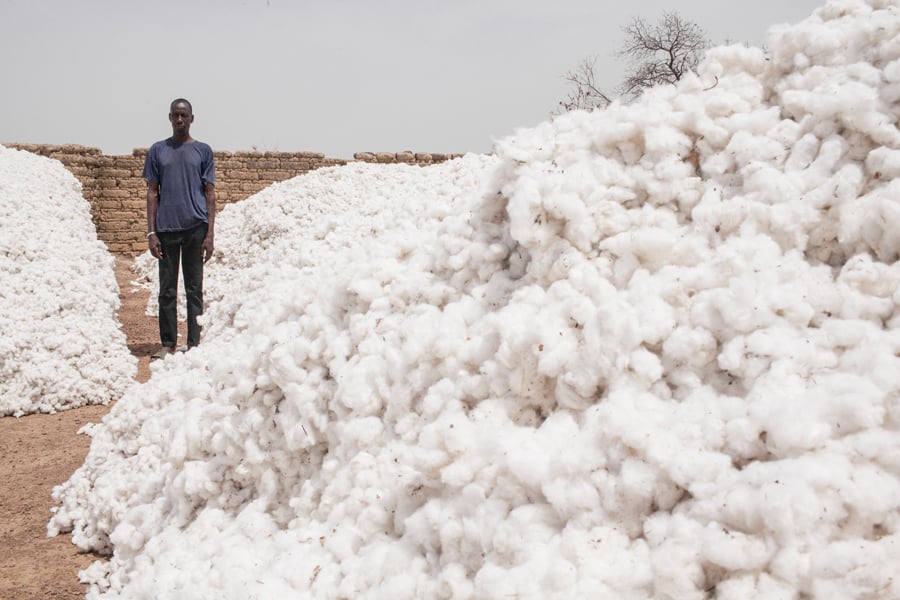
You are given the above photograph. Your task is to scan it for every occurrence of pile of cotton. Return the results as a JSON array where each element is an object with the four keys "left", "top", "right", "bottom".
[
  {"left": 0, "top": 146, "right": 136, "bottom": 417},
  {"left": 131, "top": 158, "right": 492, "bottom": 330},
  {"left": 50, "top": 0, "right": 900, "bottom": 598}
]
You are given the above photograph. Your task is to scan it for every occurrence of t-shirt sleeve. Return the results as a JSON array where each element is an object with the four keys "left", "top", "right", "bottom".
[
  {"left": 201, "top": 145, "right": 215, "bottom": 186},
  {"left": 142, "top": 145, "right": 159, "bottom": 184}
]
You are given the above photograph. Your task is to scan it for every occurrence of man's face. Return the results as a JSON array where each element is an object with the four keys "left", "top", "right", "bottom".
[{"left": 169, "top": 102, "right": 193, "bottom": 135}]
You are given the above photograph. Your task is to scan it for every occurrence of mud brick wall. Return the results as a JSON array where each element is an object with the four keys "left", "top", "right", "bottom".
[{"left": 5, "top": 144, "right": 462, "bottom": 253}]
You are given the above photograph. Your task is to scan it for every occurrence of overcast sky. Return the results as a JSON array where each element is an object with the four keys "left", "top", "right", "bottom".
[{"left": 1, "top": 0, "right": 825, "bottom": 158}]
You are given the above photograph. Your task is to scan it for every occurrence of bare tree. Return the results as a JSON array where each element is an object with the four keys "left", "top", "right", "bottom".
[
  {"left": 618, "top": 12, "right": 708, "bottom": 98},
  {"left": 559, "top": 56, "right": 613, "bottom": 112},
  {"left": 559, "top": 12, "right": 709, "bottom": 112}
]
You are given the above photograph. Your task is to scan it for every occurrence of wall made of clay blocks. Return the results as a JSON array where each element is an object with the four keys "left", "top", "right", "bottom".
[{"left": 4, "top": 143, "right": 465, "bottom": 253}]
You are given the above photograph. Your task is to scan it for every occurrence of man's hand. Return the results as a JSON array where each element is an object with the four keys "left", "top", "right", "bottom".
[
  {"left": 149, "top": 233, "right": 163, "bottom": 259},
  {"left": 202, "top": 234, "right": 214, "bottom": 263}
]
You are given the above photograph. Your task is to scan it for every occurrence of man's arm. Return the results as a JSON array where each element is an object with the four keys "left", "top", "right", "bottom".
[
  {"left": 146, "top": 181, "right": 163, "bottom": 259},
  {"left": 202, "top": 182, "right": 216, "bottom": 263}
]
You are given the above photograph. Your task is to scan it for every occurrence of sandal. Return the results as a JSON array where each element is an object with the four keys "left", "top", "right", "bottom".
[{"left": 150, "top": 346, "right": 175, "bottom": 360}]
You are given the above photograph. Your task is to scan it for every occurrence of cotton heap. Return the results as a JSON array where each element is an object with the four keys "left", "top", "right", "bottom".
[
  {"left": 0, "top": 146, "right": 136, "bottom": 417},
  {"left": 50, "top": 0, "right": 900, "bottom": 598}
]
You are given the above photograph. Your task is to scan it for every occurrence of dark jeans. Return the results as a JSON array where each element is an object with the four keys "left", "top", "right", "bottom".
[{"left": 157, "top": 222, "right": 207, "bottom": 348}]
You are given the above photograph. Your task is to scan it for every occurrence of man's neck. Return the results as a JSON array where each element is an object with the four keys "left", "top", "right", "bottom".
[{"left": 171, "top": 133, "right": 194, "bottom": 144}]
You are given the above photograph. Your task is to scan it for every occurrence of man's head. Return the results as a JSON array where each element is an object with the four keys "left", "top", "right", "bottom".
[{"left": 169, "top": 98, "right": 194, "bottom": 137}]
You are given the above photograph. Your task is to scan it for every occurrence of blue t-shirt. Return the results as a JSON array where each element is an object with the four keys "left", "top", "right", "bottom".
[{"left": 142, "top": 139, "right": 215, "bottom": 232}]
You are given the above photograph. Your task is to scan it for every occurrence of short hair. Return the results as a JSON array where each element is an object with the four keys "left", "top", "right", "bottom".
[{"left": 170, "top": 98, "right": 193, "bottom": 114}]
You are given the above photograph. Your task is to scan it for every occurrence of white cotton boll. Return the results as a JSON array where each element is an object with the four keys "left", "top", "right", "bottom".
[
  {"left": 337, "top": 355, "right": 389, "bottom": 416},
  {"left": 600, "top": 227, "right": 689, "bottom": 274},
  {"left": 764, "top": 115, "right": 804, "bottom": 149},
  {"left": 432, "top": 562, "right": 474, "bottom": 599},
  {"left": 558, "top": 526, "right": 653, "bottom": 597},
  {"left": 663, "top": 326, "right": 719, "bottom": 369},
  {"left": 642, "top": 513, "right": 706, "bottom": 599},
  {"left": 882, "top": 79, "right": 900, "bottom": 106},
  {"left": 628, "top": 348, "right": 663, "bottom": 383},
  {"left": 809, "top": 539, "right": 900, "bottom": 599},
  {"left": 643, "top": 123, "right": 694, "bottom": 162},
  {"left": 691, "top": 71, "right": 757, "bottom": 122},
  {"left": 490, "top": 502, "right": 560, "bottom": 558},
  {"left": 471, "top": 564, "right": 531, "bottom": 600},
  {"left": 835, "top": 254, "right": 899, "bottom": 319},
  {"left": 685, "top": 111, "right": 733, "bottom": 156},
  {"left": 815, "top": 373, "right": 886, "bottom": 433},
  {"left": 746, "top": 373, "right": 855, "bottom": 452},
  {"left": 725, "top": 110, "right": 786, "bottom": 151},
  {"left": 768, "top": 545, "right": 811, "bottom": 589},
  {"left": 505, "top": 174, "right": 552, "bottom": 250},
  {"left": 842, "top": 180, "right": 900, "bottom": 261},
  {"left": 541, "top": 191, "right": 596, "bottom": 252},
  {"left": 549, "top": 372, "right": 595, "bottom": 414},
  {"left": 617, "top": 458, "right": 667, "bottom": 514},
  {"left": 534, "top": 328, "right": 579, "bottom": 380},
  {"left": 336, "top": 416, "right": 384, "bottom": 449},
  {"left": 846, "top": 429, "right": 900, "bottom": 480},
  {"left": 80, "top": 559, "right": 113, "bottom": 595},
  {"left": 533, "top": 413, "right": 604, "bottom": 515},
  {"left": 702, "top": 43, "right": 771, "bottom": 81},
  {"left": 542, "top": 473, "right": 602, "bottom": 520},
  {"left": 783, "top": 66, "right": 898, "bottom": 142},
  {"left": 713, "top": 573, "right": 796, "bottom": 600},
  {"left": 727, "top": 453, "right": 852, "bottom": 537},
  {"left": 739, "top": 164, "right": 804, "bottom": 216},
  {"left": 108, "top": 521, "right": 146, "bottom": 555},
  {"left": 349, "top": 545, "right": 426, "bottom": 598},
  {"left": 700, "top": 523, "right": 775, "bottom": 572},
  {"left": 494, "top": 121, "right": 557, "bottom": 164},
  {"left": 865, "top": 146, "right": 900, "bottom": 181},
  {"left": 841, "top": 249, "right": 900, "bottom": 296},
  {"left": 501, "top": 429, "right": 551, "bottom": 490},
  {"left": 473, "top": 545, "right": 581, "bottom": 599},
  {"left": 839, "top": 464, "right": 900, "bottom": 524},
  {"left": 783, "top": 132, "right": 822, "bottom": 172}
]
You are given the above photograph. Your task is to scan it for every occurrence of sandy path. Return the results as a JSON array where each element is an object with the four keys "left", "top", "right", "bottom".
[{"left": 0, "top": 256, "right": 175, "bottom": 600}]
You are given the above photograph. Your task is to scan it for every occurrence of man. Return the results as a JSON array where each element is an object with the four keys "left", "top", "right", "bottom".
[{"left": 143, "top": 98, "right": 216, "bottom": 359}]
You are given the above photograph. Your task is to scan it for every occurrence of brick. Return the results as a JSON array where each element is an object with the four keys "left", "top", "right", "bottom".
[
  {"left": 249, "top": 160, "right": 279, "bottom": 169},
  {"left": 262, "top": 170, "right": 293, "bottom": 180},
  {"left": 101, "top": 168, "right": 131, "bottom": 178},
  {"left": 99, "top": 189, "right": 130, "bottom": 199},
  {"left": 218, "top": 159, "right": 244, "bottom": 169}
]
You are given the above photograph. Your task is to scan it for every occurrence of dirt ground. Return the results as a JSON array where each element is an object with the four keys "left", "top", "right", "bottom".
[{"left": 0, "top": 255, "right": 180, "bottom": 600}]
